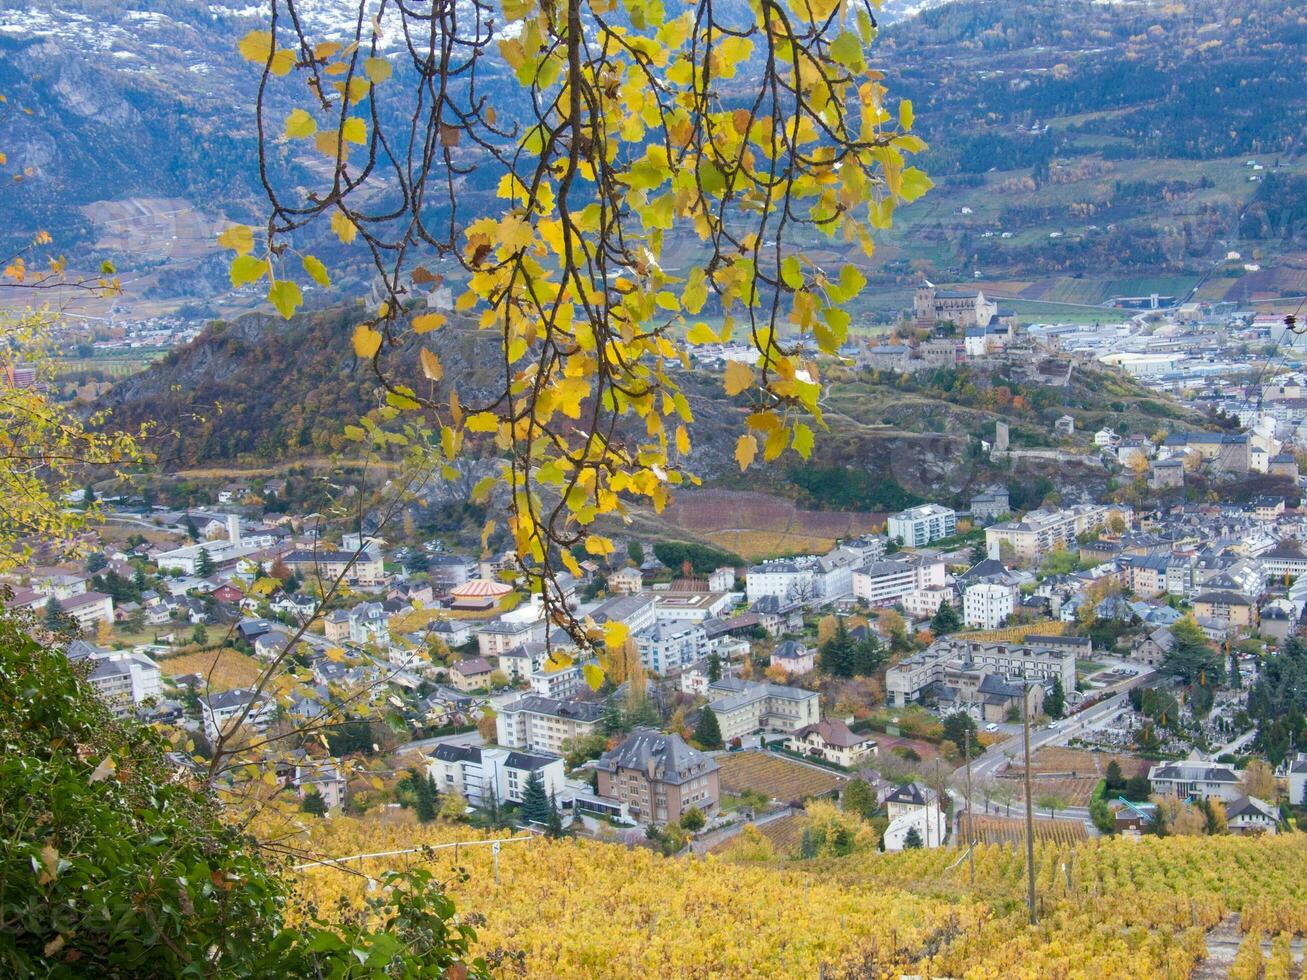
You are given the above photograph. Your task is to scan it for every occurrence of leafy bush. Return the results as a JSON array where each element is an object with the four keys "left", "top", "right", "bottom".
[{"left": 0, "top": 607, "right": 485, "bottom": 977}]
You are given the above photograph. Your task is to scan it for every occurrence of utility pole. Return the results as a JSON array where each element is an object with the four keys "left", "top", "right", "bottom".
[
  {"left": 965, "top": 726, "right": 975, "bottom": 888},
  {"left": 1021, "top": 676, "right": 1038, "bottom": 926}
]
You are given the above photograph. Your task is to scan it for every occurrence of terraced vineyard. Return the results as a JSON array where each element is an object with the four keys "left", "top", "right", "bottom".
[
  {"left": 715, "top": 752, "right": 847, "bottom": 802},
  {"left": 280, "top": 813, "right": 1307, "bottom": 978},
  {"left": 957, "top": 813, "right": 1089, "bottom": 846}
]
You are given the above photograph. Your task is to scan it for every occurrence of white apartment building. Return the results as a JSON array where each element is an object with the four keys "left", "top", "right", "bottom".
[
  {"left": 83, "top": 650, "right": 161, "bottom": 716},
  {"left": 852, "top": 556, "right": 946, "bottom": 607},
  {"left": 529, "top": 661, "right": 584, "bottom": 699},
  {"left": 962, "top": 583, "right": 1014, "bottom": 630},
  {"left": 635, "top": 620, "right": 706, "bottom": 674},
  {"left": 745, "top": 559, "right": 818, "bottom": 604},
  {"left": 706, "top": 677, "right": 820, "bottom": 742},
  {"left": 200, "top": 687, "right": 274, "bottom": 743},
  {"left": 428, "top": 744, "right": 566, "bottom": 806},
  {"left": 495, "top": 695, "right": 605, "bottom": 755},
  {"left": 816, "top": 547, "right": 863, "bottom": 601},
  {"left": 887, "top": 504, "right": 957, "bottom": 548},
  {"left": 903, "top": 585, "right": 953, "bottom": 619}
]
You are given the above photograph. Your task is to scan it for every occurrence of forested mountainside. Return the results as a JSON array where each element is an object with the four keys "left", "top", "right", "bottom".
[{"left": 2, "top": 0, "right": 1302, "bottom": 289}]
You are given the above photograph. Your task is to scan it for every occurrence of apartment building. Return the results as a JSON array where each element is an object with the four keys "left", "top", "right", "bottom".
[
  {"left": 594, "top": 728, "right": 719, "bottom": 825},
  {"left": 429, "top": 744, "right": 566, "bottom": 807},
  {"left": 962, "top": 582, "right": 1014, "bottom": 630},
  {"left": 984, "top": 505, "right": 1129, "bottom": 565},
  {"left": 886, "top": 635, "right": 1081, "bottom": 707},
  {"left": 887, "top": 504, "right": 957, "bottom": 547},
  {"left": 745, "top": 559, "right": 817, "bottom": 604},
  {"left": 282, "top": 548, "right": 386, "bottom": 587},
  {"left": 852, "top": 555, "right": 946, "bottom": 607},
  {"left": 495, "top": 695, "right": 605, "bottom": 755},
  {"left": 67, "top": 642, "right": 162, "bottom": 716},
  {"left": 706, "top": 677, "right": 820, "bottom": 742}
]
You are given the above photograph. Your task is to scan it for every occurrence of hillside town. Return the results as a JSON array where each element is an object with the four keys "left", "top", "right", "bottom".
[{"left": 11, "top": 384, "right": 1307, "bottom": 852}]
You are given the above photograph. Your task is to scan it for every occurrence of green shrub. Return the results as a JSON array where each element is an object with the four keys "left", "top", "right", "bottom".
[{"left": 0, "top": 607, "right": 485, "bottom": 977}]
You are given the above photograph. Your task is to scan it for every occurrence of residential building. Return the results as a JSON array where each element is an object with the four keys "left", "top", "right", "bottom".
[
  {"left": 588, "top": 592, "right": 658, "bottom": 634},
  {"left": 77, "top": 649, "right": 161, "bottom": 716},
  {"left": 200, "top": 687, "right": 273, "bottom": 743},
  {"left": 969, "top": 490, "right": 1010, "bottom": 523},
  {"left": 593, "top": 728, "right": 719, "bottom": 825},
  {"left": 786, "top": 719, "right": 877, "bottom": 767},
  {"left": 887, "top": 504, "right": 957, "bottom": 548},
  {"left": 529, "top": 660, "right": 584, "bottom": 699},
  {"left": 903, "top": 585, "right": 953, "bottom": 619},
  {"left": 1147, "top": 759, "right": 1242, "bottom": 802},
  {"left": 428, "top": 744, "right": 565, "bottom": 807},
  {"left": 1133, "top": 627, "right": 1175, "bottom": 667},
  {"left": 707, "top": 677, "right": 820, "bottom": 741},
  {"left": 985, "top": 505, "right": 1128, "bottom": 565},
  {"left": 476, "top": 618, "right": 539, "bottom": 658},
  {"left": 607, "top": 567, "right": 644, "bottom": 594},
  {"left": 635, "top": 620, "right": 706, "bottom": 674},
  {"left": 281, "top": 547, "right": 386, "bottom": 587},
  {"left": 882, "top": 782, "right": 946, "bottom": 851},
  {"left": 886, "top": 635, "right": 1081, "bottom": 707},
  {"left": 495, "top": 695, "right": 605, "bottom": 755},
  {"left": 852, "top": 555, "right": 946, "bottom": 607},
  {"left": 962, "top": 583, "right": 1014, "bottom": 630},
  {"left": 1225, "top": 796, "right": 1279, "bottom": 835},
  {"left": 449, "top": 656, "right": 496, "bottom": 691},
  {"left": 745, "top": 559, "right": 817, "bottom": 605},
  {"left": 1191, "top": 591, "right": 1255, "bottom": 631},
  {"left": 769, "top": 640, "right": 815, "bottom": 676},
  {"left": 292, "top": 760, "right": 347, "bottom": 810},
  {"left": 498, "top": 641, "right": 549, "bottom": 681}
]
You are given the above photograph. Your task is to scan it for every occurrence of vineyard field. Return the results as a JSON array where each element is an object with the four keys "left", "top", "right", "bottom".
[
  {"left": 279, "top": 813, "right": 1307, "bottom": 978},
  {"left": 159, "top": 647, "right": 263, "bottom": 691},
  {"left": 715, "top": 752, "right": 846, "bottom": 802},
  {"left": 957, "top": 813, "right": 1089, "bottom": 846}
]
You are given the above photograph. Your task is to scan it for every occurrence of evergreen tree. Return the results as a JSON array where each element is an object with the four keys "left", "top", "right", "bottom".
[
  {"left": 850, "top": 633, "right": 884, "bottom": 677},
  {"left": 520, "top": 769, "right": 551, "bottom": 825},
  {"left": 903, "top": 826, "right": 923, "bottom": 849},
  {"left": 600, "top": 699, "right": 626, "bottom": 736},
  {"left": 195, "top": 547, "right": 215, "bottom": 578},
  {"left": 133, "top": 565, "right": 148, "bottom": 592},
  {"left": 413, "top": 769, "right": 438, "bottom": 823},
  {"left": 1229, "top": 649, "right": 1241, "bottom": 689},
  {"left": 184, "top": 515, "right": 200, "bottom": 541},
  {"left": 86, "top": 551, "right": 108, "bottom": 574},
  {"left": 43, "top": 597, "right": 65, "bottom": 631},
  {"left": 1104, "top": 759, "right": 1125, "bottom": 794},
  {"left": 969, "top": 540, "right": 987, "bottom": 566},
  {"left": 693, "top": 707, "right": 723, "bottom": 749},
  {"left": 842, "top": 778, "right": 876, "bottom": 820},
  {"left": 300, "top": 789, "right": 328, "bottom": 816},
  {"left": 1046, "top": 676, "right": 1066, "bottom": 719},
  {"left": 819, "top": 618, "right": 855, "bottom": 678},
  {"left": 545, "top": 792, "right": 565, "bottom": 838},
  {"left": 82, "top": 484, "right": 96, "bottom": 507},
  {"left": 930, "top": 600, "right": 962, "bottom": 636},
  {"left": 942, "top": 712, "right": 978, "bottom": 757},
  {"left": 707, "top": 651, "right": 722, "bottom": 683}
]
